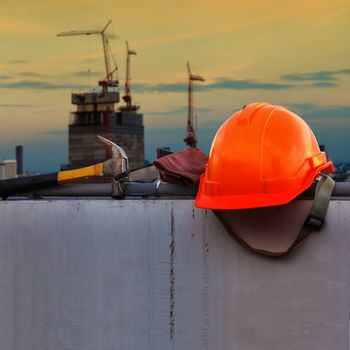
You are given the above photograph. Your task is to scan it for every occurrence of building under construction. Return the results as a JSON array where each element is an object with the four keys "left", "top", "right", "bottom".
[
  {"left": 68, "top": 88, "right": 144, "bottom": 169},
  {"left": 58, "top": 21, "right": 144, "bottom": 169}
]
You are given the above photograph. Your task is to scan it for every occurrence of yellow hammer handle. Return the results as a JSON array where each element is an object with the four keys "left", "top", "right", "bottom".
[{"left": 57, "top": 163, "right": 104, "bottom": 184}]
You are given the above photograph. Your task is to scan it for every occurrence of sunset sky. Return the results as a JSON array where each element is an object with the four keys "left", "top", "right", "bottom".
[{"left": 0, "top": 0, "right": 349, "bottom": 172}]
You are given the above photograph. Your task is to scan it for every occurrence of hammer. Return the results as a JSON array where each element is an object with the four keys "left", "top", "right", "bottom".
[{"left": 0, "top": 136, "right": 128, "bottom": 200}]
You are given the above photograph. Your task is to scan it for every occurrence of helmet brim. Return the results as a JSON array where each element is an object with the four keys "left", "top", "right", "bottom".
[{"left": 195, "top": 161, "right": 334, "bottom": 210}]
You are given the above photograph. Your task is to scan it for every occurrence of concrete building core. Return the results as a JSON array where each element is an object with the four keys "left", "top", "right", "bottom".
[{"left": 68, "top": 90, "right": 144, "bottom": 169}]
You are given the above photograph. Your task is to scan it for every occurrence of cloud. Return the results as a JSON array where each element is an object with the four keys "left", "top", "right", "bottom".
[
  {"left": 8, "top": 59, "right": 27, "bottom": 64},
  {"left": 140, "top": 72, "right": 341, "bottom": 93},
  {"left": 133, "top": 82, "right": 184, "bottom": 93},
  {"left": 203, "top": 78, "right": 293, "bottom": 91},
  {"left": 0, "top": 80, "right": 88, "bottom": 90},
  {"left": 145, "top": 106, "right": 214, "bottom": 116},
  {"left": 338, "top": 69, "right": 350, "bottom": 74},
  {"left": 134, "top": 78, "right": 294, "bottom": 93},
  {"left": 0, "top": 75, "right": 10, "bottom": 80},
  {"left": 281, "top": 69, "right": 350, "bottom": 82},
  {"left": 18, "top": 72, "right": 44, "bottom": 78},
  {"left": 0, "top": 74, "right": 337, "bottom": 93},
  {"left": 135, "top": 73, "right": 344, "bottom": 94},
  {"left": 288, "top": 103, "right": 350, "bottom": 121},
  {"left": 311, "top": 81, "right": 338, "bottom": 88},
  {"left": 0, "top": 80, "right": 63, "bottom": 90}
]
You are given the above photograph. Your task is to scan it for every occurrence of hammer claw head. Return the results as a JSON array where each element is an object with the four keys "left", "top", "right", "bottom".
[
  {"left": 97, "top": 135, "right": 128, "bottom": 159},
  {"left": 97, "top": 135, "right": 129, "bottom": 175}
]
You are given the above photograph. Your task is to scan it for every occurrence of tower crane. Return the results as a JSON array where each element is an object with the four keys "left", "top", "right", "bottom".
[
  {"left": 122, "top": 41, "right": 139, "bottom": 110},
  {"left": 184, "top": 62, "right": 205, "bottom": 148},
  {"left": 57, "top": 20, "right": 118, "bottom": 93}
]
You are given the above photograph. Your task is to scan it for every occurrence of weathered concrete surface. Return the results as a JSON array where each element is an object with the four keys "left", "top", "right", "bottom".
[{"left": 0, "top": 199, "right": 349, "bottom": 350}]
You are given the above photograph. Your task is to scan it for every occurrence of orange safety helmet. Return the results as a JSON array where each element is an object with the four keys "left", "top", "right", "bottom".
[{"left": 195, "top": 102, "right": 334, "bottom": 210}]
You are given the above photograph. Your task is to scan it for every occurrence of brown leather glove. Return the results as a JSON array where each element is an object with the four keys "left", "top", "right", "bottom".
[{"left": 153, "top": 148, "right": 208, "bottom": 187}]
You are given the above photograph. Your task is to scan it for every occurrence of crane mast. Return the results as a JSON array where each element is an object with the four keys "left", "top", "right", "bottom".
[
  {"left": 57, "top": 20, "right": 118, "bottom": 92},
  {"left": 184, "top": 62, "right": 205, "bottom": 148},
  {"left": 122, "top": 41, "right": 138, "bottom": 110},
  {"left": 57, "top": 20, "right": 120, "bottom": 160},
  {"left": 101, "top": 22, "right": 113, "bottom": 82}
]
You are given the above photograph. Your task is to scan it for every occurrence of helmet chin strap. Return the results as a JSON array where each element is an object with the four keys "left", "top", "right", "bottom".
[
  {"left": 305, "top": 174, "right": 335, "bottom": 228},
  {"left": 287, "top": 174, "right": 335, "bottom": 254}
]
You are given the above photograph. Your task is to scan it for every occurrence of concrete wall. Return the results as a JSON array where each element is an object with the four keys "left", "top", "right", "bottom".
[{"left": 0, "top": 199, "right": 349, "bottom": 350}]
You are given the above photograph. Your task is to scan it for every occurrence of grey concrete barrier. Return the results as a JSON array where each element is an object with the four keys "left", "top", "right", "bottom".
[{"left": 0, "top": 199, "right": 349, "bottom": 349}]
